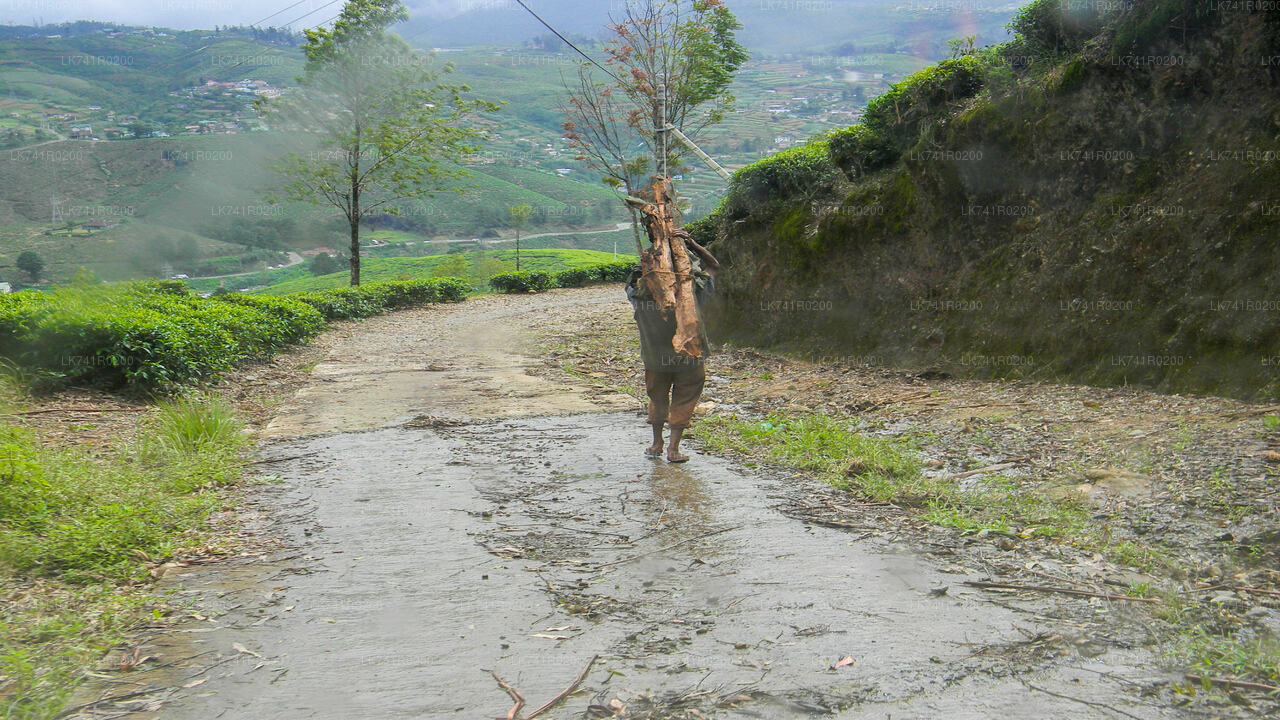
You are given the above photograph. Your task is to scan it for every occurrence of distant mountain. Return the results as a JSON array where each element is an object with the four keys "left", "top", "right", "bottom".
[{"left": 400, "top": 0, "right": 1021, "bottom": 57}]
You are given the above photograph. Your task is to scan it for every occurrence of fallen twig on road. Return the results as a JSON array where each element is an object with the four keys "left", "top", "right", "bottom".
[
  {"left": 1184, "top": 674, "right": 1280, "bottom": 694},
  {"left": 2, "top": 407, "right": 144, "bottom": 416},
  {"left": 526, "top": 655, "right": 597, "bottom": 719},
  {"left": 245, "top": 453, "right": 319, "bottom": 466},
  {"left": 593, "top": 526, "right": 738, "bottom": 570},
  {"left": 1231, "top": 585, "right": 1280, "bottom": 598},
  {"left": 490, "top": 655, "right": 597, "bottom": 720},
  {"left": 492, "top": 672, "right": 526, "bottom": 720},
  {"left": 963, "top": 580, "right": 1159, "bottom": 603},
  {"left": 1025, "top": 682, "right": 1147, "bottom": 720},
  {"left": 943, "top": 459, "right": 1027, "bottom": 482}
]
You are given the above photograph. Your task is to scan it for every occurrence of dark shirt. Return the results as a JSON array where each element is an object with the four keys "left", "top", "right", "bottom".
[{"left": 626, "top": 261, "right": 713, "bottom": 372}]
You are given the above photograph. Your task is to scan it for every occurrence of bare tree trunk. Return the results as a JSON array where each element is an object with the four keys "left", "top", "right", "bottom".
[
  {"left": 349, "top": 133, "right": 362, "bottom": 286},
  {"left": 349, "top": 214, "right": 360, "bottom": 286},
  {"left": 515, "top": 228, "right": 521, "bottom": 272}
]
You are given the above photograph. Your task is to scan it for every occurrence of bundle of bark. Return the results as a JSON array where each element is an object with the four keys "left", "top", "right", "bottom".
[{"left": 628, "top": 178, "right": 702, "bottom": 359}]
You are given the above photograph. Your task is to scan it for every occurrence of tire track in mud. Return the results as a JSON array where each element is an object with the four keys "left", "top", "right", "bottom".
[{"left": 80, "top": 289, "right": 1179, "bottom": 720}]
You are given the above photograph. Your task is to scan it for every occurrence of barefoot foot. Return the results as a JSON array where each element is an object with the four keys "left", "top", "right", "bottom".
[
  {"left": 667, "top": 451, "right": 689, "bottom": 463},
  {"left": 645, "top": 443, "right": 663, "bottom": 457}
]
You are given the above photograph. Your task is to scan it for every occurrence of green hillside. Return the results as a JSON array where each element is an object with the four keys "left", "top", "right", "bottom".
[
  {"left": 257, "top": 249, "right": 632, "bottom": 295},
  {"left": 0, "top": 25, "right": 304, "bottom": 120},
  {"left": 699, "top": 0, "right": 1280, "bottom": 401},
  {"left": 0, "top": 131, "right": 631, "bottom": 284}
]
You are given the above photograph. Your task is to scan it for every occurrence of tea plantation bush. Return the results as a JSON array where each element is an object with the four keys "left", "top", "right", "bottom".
[
  {"left": 552, "top": 260, "right": 638, "bottom": 288},
  {"left": 290, "top": 277, "right": 469, "bottom": 319},
  {"left": 0, "top": 277, "right": 468, "bottom": 393},
  {"left": 725, "top": 139, "right": 840, "bottom": 217},
  {"left": 490, "top": 270, "right": 556, "bottom": 293},
  {"left": 828, "top": 56, "right": 986, "bottom": 180}
]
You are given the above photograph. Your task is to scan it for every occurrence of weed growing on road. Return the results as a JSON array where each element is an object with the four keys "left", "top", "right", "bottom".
[
  {"left": 1177, "top": 627, "right": 1280, "bottom": 689},
  {"left": 697, "top": 411, "right": 1094, "bottom": 539},
  {"left": 697, "top": 412, "right": 926, "bottom": 501}
]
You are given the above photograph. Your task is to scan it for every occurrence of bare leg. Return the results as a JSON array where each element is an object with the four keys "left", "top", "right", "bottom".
[
  {"left": 667, "top": 426, "right": 689, "bottom": 463},
  {"left": 646, "top": 423, "right": 664, "bottom": 457}
]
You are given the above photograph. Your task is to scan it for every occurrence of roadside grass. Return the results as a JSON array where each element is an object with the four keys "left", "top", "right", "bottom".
[
  {"left": 0, "top": 393, "right": 249, "bottom": 719},
  {"left": 151, "top": 395, "right": 245, "bottom": 455},
  {"left": 1173, "top": 625, "right": 1280, "bottom": 690},
  {"left": 695, "top": 411, "right": 1094, "bottom": 540}
]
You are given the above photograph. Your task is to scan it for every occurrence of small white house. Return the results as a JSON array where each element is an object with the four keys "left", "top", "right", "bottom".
[{"left": 0, "top": 282, "right": 11, "bottom": 293}]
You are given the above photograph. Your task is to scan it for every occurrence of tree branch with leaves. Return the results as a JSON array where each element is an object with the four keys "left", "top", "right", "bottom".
[
  {"left": 260, "top": 0, "right": 497, "bottom": 285},
  {"left": 561, "top": 0, "right": 746, "bottom": 208}
]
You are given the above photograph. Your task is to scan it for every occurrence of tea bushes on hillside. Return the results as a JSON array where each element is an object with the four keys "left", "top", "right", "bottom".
[
  {"left": 213, "top": 294, "right": 325, "bottom": 344},
  {"left": 551, "top": 260, "right": 638, "bottom": 288},
  {"left": 288, "top": 277, "right": 468, "bottom": 319},
  {"left": 0, "top": 277, "right": 468, "bottom": 393},
  {"left": 490, "top": 271, "right": 556, "bottom": 294},
  {"left": 490, "top": 261, "right": 638, "bottom": 293},
  {"left": 725, "top": 140, "right": 840, "bottom": 218},
  {"left": 828, "top": 57, "right": 986, "bottom": 181}
]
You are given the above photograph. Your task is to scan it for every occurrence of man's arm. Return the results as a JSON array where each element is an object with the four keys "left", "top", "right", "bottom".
[{"left": 682, "top": 234, "right": 720, "bottom": 276}]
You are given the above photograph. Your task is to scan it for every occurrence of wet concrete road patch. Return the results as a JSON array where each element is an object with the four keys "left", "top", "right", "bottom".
[{"left": 131, "top": 413, "right": 1173, "bottom": 720}]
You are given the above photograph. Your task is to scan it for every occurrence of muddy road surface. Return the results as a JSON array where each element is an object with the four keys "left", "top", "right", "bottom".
[{"left": 95, "top": 290, "right": 1179, "bottom": 719}]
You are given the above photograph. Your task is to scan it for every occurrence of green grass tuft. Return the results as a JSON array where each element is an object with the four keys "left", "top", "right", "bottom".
[
  {"left": 697, "top": 412, "right": 925, "bottom": 501},
  {"left": 149, "top": 395, "right": 246, "bottom": 455}
]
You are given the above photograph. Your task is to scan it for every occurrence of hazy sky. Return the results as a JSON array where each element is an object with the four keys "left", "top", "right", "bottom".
[{"left": 0, "top": 0, "right": 494, "bottom": 29}]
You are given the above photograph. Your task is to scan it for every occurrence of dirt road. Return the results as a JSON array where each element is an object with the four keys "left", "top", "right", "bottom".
[{"left": 91, "top": 289, "right": 1185, "bottom": 719}]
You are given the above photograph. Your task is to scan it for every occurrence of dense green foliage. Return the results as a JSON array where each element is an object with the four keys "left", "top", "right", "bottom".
[
  {"left": 827, "top": 56, "right": 985, "bottom": 179},
  {"left": 491, "top": 260, "right": 637, "bottom": 293},
  {"left": 0, "top": 278, "right": 465, "bottom": 392},
  {"left": 15, "top": 251, "right": 44, "bottom": 281},
  {"left": 550, "top": 260, "right": 637, "bottom": 288},
  {"left": 489, "top": 271, "right": 555, "bottom": 294},
  {"left": 289, "top": 277, "right": 468, "bottom": 319}
]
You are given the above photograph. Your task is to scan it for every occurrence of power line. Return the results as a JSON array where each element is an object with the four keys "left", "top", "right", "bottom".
[
  {"left": 510, "top": 0, "right": 624, "bottom": 85},
  {"left": 250, "top": 0, "right": 320, "bottom": 28},
  {"left": 280, "top": 0, "right": 344, "bottom": 30}
]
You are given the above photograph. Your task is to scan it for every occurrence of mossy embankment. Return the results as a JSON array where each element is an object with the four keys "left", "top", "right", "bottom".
[{"left": 695, "top": 0, "right": 1280, "bottom": 401}]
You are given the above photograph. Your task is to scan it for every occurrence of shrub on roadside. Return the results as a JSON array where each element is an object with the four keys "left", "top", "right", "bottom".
[
  {"left": 0, "top": 277, "right": 468, "bottom": 393},
  {"left": 290, "top": 277, "right": 468, "bottom": 319},
  {"left": 494, "top": 262, "right": 638, "bottom": 292},
  {"left": 490, "top": 270, "right": 556, "bottom": 293},
  {"left": 828, "top": 56, "right": 986, "bottom": 180},
  {"left": 594, "top": 260, "right": 638, "bottom": 282},
  {"left": 213, "top": 293, "right": 325, "bottom": 345},
  {"left": 552, "top": 267, "right": 595, "bottom": 288},
  {"left": 726, "top": 139, "right": 839, "bottom": 216}
]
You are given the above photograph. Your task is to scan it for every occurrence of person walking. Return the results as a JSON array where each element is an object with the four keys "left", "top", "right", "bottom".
[{"left": 626, "top": 229, "right": 719, "bottom": 463}]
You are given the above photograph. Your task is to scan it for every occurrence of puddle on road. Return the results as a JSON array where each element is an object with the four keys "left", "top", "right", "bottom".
[{"left": 112, "top": 413, "right": 1170, "bottom": 720}]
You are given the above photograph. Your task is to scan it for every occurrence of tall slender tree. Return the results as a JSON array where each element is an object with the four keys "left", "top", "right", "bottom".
[
  {"left": 508, "top": 203, "right": 533, "bottom": 271},
  {"left": 262, "top": 0, "right": 496, "bottom": 285}
]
